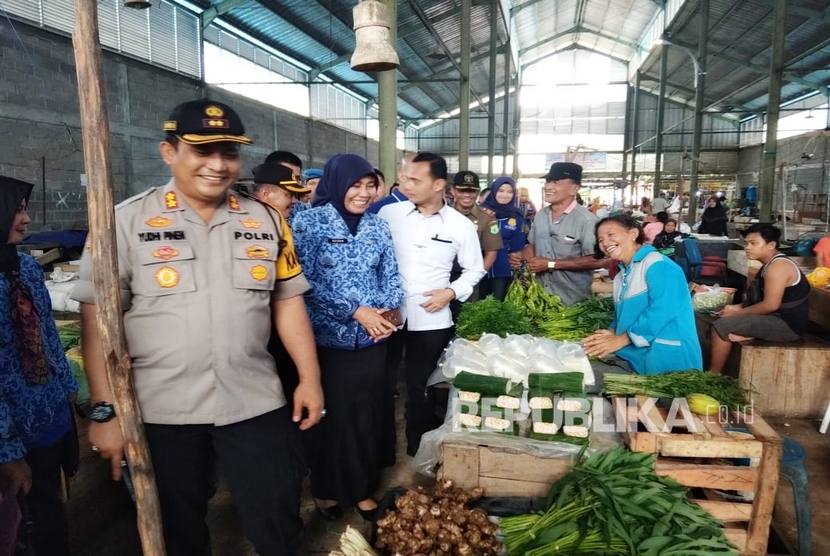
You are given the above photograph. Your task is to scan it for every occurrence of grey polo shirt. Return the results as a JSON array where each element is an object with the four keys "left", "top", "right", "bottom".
[
  {"left": 527, "top": 201, "right": 598, "bottom": 306},
  {"left": 71, "top": 181, "right": 310, "bottom": 426}
]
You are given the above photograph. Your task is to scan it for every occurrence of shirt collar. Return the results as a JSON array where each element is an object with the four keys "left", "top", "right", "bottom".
[
  {"left": 391, "top": 189, "right": 408, "bottom": 202},
  {"left": 563, "top": 199, "right": 578, "bottom": 214},
  {"left": 406, "top": 200, "right": 448, "bottom": 222}
]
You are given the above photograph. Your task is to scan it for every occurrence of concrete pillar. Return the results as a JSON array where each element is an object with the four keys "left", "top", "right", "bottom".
[
  {"left": 759, "top": 0, "right": 788, "bottom": 222},
  {"left": 378, "top": 0, "right": 398, "bottom": 191},
  {"left": 689, "top": 0, "right": 709, "bottom": 224},
  {"left": 486, "top": 0, "right": 498, "bottom": 184},
  {"left": 459, "top": 0, "right": 471, "bottom": 169}
]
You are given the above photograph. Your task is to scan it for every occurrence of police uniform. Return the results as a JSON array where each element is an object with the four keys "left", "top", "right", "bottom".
[{"left": 70, "top": 100, "right": 311, "bottom": 555}]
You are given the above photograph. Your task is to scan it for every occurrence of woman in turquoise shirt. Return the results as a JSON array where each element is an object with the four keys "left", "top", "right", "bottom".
[
  {"left": 292, "top": 154, "right": 403, "bottom": 521},
  {"left": 582, "top": 215, "right": 702, "bottom": 374}
]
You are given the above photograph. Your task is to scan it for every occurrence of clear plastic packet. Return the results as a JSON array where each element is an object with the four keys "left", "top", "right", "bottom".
[
  {"left": 557, "top": 342, "right": 596, "bottom": 386},
  {"left": 478, "top": 333, "right": 504, "bottom": 355}
]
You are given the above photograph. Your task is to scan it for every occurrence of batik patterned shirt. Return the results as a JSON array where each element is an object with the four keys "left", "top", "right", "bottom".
[{"left": 0, "top": 253, "right": 77, "bottom": 463}]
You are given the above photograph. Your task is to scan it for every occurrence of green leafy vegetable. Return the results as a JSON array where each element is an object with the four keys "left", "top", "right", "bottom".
[
  {"left": 602, "top": 370, "right": 751, "bottom": 413},
  {"left": 456, "top": 295, "right": 533, "bottom": 340}
]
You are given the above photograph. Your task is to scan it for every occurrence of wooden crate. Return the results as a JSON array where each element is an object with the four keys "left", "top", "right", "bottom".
[
  {"left": 438, "top": 442, "right": 573, "bottom": 498},
  {"left": 615, "top": 396, "right": 782, "bottom": 556}
]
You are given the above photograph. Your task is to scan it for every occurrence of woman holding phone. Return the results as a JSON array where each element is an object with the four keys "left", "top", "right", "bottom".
[{"left": 291, "top": 154, "right": 403, "bottom": 521}]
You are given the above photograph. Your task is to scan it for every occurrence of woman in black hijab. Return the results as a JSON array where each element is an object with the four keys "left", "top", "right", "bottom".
[
  {"left": 697, "top": 195, "right": 729, "bottom": 236},
  {"left": 0, "top": 176, "right": 78, "bottom": 555}
]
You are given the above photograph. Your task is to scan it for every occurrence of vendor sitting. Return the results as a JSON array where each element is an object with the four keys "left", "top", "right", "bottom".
[
  {"left": 582, "top": 216, "right": 702, "bottom": 374},
  {"left": 652, "top": 218, "right": 689, "bottom": 255},
  {"left": 709, "top": 223, "right": 810, "bottom": 373}
]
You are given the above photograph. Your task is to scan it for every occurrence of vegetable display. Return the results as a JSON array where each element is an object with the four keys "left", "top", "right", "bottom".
[
  {"left": 500, "top": 448, "right": 737, "bottom": 555},
  {"left": 58, "top": 323, "right": 82, "bottom": 350},
  {"left": 535, "top": 295, "right": 615, "bottom": 342},
  {"left": 505, "top": 268, "right": 565, "bottom": 327},
  {"left": 329, "top": 526, "right": 376, "bottom": 556},
  {"left": 603, "top": 370, "right": 751, "bottom": 413},
  {"left": 375, "top": 480, "right": 502, "bottom": 555},
  {"left": 456, "top": 296, "right": 533, "bottom": 340}
]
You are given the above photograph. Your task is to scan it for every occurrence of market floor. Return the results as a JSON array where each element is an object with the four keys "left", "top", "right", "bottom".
[{"left": 69, "top": 408, "right": 830, "bottom": 555}]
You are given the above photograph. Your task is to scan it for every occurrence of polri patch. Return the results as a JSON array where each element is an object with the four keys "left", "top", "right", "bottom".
[
  {"left": 239, "top": 218, "right": 263, "bottom": 229},
  {"left": 250, "top": 264, "right": 269, "bottom": 281},
  {"left": 246, "top": 245, "right": 270, "bottom": 259},
  {"left": 146, "top": 216, "right": 173, "bottom": 228},
  {"left": 152, "top": 246, "right": 180, "bottom": 260}
]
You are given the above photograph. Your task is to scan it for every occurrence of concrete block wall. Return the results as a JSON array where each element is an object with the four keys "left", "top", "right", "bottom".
[{"left": 0, "top": 18, "right": 383, "bottom": 230}]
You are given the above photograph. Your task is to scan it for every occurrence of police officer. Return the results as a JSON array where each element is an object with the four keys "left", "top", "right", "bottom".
[
  {"left": 71, "top": 99, "right": 324, "bottom": 555},
  {"left": 449, "top": 170, "right": 502, "bottom": 319}
]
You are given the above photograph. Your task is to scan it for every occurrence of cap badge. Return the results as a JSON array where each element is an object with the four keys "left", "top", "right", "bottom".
[
  {"left": 228, "top": 194, "right": 242, "bottom": 212},
  {"left": 155, "top": 266, "right": 179, "bottom": 288},
  {"left": 152, "top": 246, "right": 180, "bottom": 261},
  {"left": 146, "top": 216, "right": 173, "bottom": 228},
  {"left": 163, "top": 121, "right": 177, "bottom": 132},
  {"left": 205, "top": 105, "right": 225, "bottom": 118},
  {"left": 203, "top": 118, "right": 230, "bottom": 129},
  {"left": 250, "top": 264, "right": 269, "bottom": 281},
  {"left": 239, "top": 218, "right": 263, "bottom": 229},
  {"left": 246, "top": 245, "right": 270, "bottom": 259},
  {"left": 164, "top": 191, "right": 180, "bottom": 210},
  {"left": 464, "top": 173, "right": 475, "bottom": 184}
]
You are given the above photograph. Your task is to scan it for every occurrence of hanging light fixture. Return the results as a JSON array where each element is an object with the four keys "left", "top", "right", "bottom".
[
  {"left": 351, "top": 0, "right": 400, "bottom": 72},
  {"left": 124, "top": 0, "right": 151, "bottom": 8}
]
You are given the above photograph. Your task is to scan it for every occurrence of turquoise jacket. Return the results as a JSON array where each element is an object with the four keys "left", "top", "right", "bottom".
[{"left": 611, "top": 245, "right": 702, "bottom": 374}]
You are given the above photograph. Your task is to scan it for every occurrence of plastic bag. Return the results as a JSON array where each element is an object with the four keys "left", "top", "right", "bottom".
[
  {"left": 557, "top": 342, "right": 595, "bottom": 386},
  {"left": 411, "top": 421, "right": 586, "bottom": 478},
  {"left": 477, "top": 333, "right": 503, "bottom": 355},
  {"left": 525, "top": 353, "right": 567, "bottom": 374},
  {"left": 691, "top": 285, "right": 735, "bottom": 313},
  {"left": 444, "top": 340, "right": 488, "bottom": 367},
  {"left": 528, "top": 337, "right": 563, "bottom": 360},
  {"left": 503, "top": 334, "right": 533, "bottom": 358},
  {"left": 485, "top": 353, "right": 527, "bottom": 383}
]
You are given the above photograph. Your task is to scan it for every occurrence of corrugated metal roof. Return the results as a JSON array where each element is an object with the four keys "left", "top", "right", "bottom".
[{"left": 187, "top": 0, "right": 829, "bottom": 127}]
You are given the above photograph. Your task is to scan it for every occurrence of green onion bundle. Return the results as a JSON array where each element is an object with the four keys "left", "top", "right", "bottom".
[{"left": 603, "top": 370, "right": 751, "bottom": 413}]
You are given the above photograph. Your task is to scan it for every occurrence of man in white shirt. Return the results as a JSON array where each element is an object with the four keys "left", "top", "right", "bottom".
[
  {"left": 378, "top": 153, "right": 485, "bottom": 456},
  {"left": 651, "top": 192, "right": 669, "bottom": 214}
]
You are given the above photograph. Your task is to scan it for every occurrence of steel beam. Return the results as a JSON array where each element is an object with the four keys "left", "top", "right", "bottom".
[
  {"left": 752, "top": 0, "right": 829, "bottom": 22},
  {"left": 689, "top": 0, "right": 709, "bottom": 224},
  {"left": 654, "top": 45, "right": 668, "bottom": 197},
  {"left": 200, "top": 0, "right": 248, "bottom": 30},
  {"left": 519, "top": 25, "right": 638, "bottom": 56},
  {"left": 487, "top": 0, "right": 498, "bottom": 184},
  {"left": 630, "top": 72, "right": 642, "bottom": 201},
  {"left": 459, "top": 0, "right": 471, "bottom": 169},
  {"left": 759, "top": 0, "right": 787, "bottom": 221},
  {"left": 502, "top": 45, "right": 511, "bottom": 174}
]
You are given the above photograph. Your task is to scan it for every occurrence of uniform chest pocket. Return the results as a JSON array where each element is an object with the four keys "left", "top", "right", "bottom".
[
  {"left": 135, "top": 243, "right": 197, "bottom": 297},
  {"left": 233, "top": 241, "right": 277, "bottom": 291}
]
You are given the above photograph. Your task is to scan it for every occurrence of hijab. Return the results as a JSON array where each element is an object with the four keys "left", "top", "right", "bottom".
[
  {"left": 312, "top": 154, "right": 377, "bottom": 235},
  {"left": 702, "top": 196, "right": 727, "bottom": 220},
  {"left": 0, "top": 176, "right": 33, "bottom": 272},
  {"left": 481, "top": 176, "right": 523, "bottom": 220},
  {"left": 0, "top": 176, "right": 48, "bottom": 385}
]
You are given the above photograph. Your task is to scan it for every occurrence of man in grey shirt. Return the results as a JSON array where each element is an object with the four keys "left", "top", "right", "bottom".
[{"left": 509, "top": 162, "right": 606, "bottom": 306}]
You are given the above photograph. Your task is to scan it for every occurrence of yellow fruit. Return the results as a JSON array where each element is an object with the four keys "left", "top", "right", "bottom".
[
  {"left": 687, "top": 393, "right": 721, "bottom": 416},
  {"left": 807, "top": 267, "right": 830, "bottom": 289}
]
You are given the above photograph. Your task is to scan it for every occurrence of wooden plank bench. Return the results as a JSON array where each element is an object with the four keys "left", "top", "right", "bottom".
[
  {"left": 695, "top": 312, "right": 830, "bottom": 418},
  {"left": 615, "top": 396, "right": 782, "bottom": 556}
]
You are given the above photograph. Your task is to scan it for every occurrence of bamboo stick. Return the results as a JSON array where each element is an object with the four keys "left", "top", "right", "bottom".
[{"left": 70, "top": 0, "right": 166, "bottom": 553}]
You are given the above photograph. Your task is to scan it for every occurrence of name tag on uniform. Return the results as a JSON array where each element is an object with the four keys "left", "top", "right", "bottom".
[
  {"left": 138, "top": 230, "right": 186, "bottom": 242},
  {"left": 327, "top": 238, "right": 347, "bottom": 244}
]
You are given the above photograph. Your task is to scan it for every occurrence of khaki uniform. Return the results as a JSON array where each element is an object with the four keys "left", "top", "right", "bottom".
[
  {"left": 71, "top": 180, "right": 310, "bottom": 425},
  {"left": 460, "top": 205, "right": 503, "bottom": 253}
]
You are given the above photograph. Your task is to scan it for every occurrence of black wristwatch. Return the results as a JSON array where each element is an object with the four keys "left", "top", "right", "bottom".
[{"left": 89, "top": 402, "right": 116, "bottom": 423}]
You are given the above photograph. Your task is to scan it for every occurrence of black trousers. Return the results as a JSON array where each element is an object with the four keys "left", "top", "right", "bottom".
[
  {"left": 403, "top": 326, "right": 455, "bottom": 454},
  {"left": 144, "top": 408, "right": 305, "bottom": 556},
  {"left": 478, "top": 276, "right": 511, "bottom": 302},
  {"left": 24, "top": 436, "right": 70, "bottom": 556},
  {"left": 308, "top": 343, "right": 386, "bottom": 507}
]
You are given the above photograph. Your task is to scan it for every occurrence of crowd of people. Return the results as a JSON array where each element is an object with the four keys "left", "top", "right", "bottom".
[{"left": 0, "top": 98, "right": 817, "bottom": 555}]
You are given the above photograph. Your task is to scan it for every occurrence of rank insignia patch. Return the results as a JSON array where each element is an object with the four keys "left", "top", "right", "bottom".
[
  {"left": 239, "top": 218, "right": 263, "bottom": 229},
  {"left": 228, "top": 194, "right": 242, "bottom": 212},
  {"left": 250, "top": 265, "right": 269, "bottom": 281},
  {"left": 164, "top": 191, "right": 180, "bottom": 210},
  {"left": 146, "top": 216, "right": 174, "bottom": 228},
  {"left": 246, "top": 245, "right": 270, "bottom": 259},
  {"left": 155, "top": 266, "right": 179, "bottom": 288},
  {"left": 152, "top": 246, "right": 180, "bottom": 261}
]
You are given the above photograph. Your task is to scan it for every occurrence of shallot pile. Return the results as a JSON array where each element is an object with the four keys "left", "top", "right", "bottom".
[{"left": 375, "top": 480, "right": 502, "bottom": 555}]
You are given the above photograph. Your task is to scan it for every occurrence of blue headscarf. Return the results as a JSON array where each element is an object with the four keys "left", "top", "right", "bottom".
[
  {"left": 312, "top": 154, "right": 377, "bottom": 235},
  {"left": 481, "top": 176, "right": 522, "bottom": 220}
]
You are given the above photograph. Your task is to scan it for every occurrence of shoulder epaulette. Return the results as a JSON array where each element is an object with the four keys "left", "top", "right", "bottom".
[
  {"left": 478, "top": 206, "right": 496, "bottom": 217},
  {"left": 115, "top": 187, "right": 157, "bottom": 210}
]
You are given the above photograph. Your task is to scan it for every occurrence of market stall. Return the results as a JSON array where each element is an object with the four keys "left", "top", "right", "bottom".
[{"left": 361, "top": 272, "right": 782, "bottom": 556}]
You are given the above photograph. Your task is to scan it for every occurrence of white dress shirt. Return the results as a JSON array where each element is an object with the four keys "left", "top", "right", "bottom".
[{"left": 378, "top": 201, "right": 485, "bottom": 331}]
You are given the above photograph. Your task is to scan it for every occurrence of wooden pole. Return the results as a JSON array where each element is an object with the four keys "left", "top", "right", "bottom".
[{"left": 70, "top": 0, "right": 166, "bottom": 553}]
